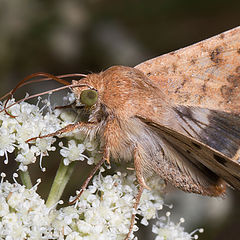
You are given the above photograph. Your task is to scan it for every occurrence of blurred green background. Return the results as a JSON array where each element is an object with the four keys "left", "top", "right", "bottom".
[{"left": 0, "top": 0, "right": 239, "bottom": 239}]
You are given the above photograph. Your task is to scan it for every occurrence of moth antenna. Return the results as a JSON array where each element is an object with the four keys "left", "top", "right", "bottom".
[
  {"left": 1, "top": 72, "right": 89, "bottom": 118},
  {"left": 1, "top": 72, "right": 87, "bottom": 117},
  {"left": 1, "top": 73, "right": 69, "bottom": 102},
  {"left": 1, "top": 73, "right": 87, "bottom": 102},
  {"left": 17, "top": 73, "right": 87, "bottom": 89},
  {"left": 0, "top": 82, "right": 90, "bottom": 115},
  {"left": 0, "top": 73, "right": 66, "bottom": 117}
]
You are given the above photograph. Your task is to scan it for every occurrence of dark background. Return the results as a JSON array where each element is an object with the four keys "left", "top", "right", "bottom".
[{"left": 0, "top": 0, "right": 239, "bottom": 239}]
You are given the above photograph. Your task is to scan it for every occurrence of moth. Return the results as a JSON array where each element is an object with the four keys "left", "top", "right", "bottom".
[
  {"left": 63, "top": 26, "right": 240, "bottom": 198},
  {"left": 4, "top": 26, "right": 240, "bottom": 198}
]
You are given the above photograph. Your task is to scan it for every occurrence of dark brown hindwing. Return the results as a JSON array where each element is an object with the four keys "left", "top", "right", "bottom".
[{"left": 174, "top": 106, "right": 240, "bottom": 159}]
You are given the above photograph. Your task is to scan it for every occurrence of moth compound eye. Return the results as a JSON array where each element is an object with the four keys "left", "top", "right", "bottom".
[{"left": 80, "top": 89, "right": 98, "bottom": 107}]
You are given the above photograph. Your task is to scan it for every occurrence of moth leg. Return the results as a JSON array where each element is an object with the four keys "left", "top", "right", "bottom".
[
  {"left": 69, "top": 144, "right": 110, "bottom": 204},
  {"left": 134, "top": 146, "right": 151, "bottom": 190},
  {"left": 124, "top": 146, "right": 151, "bottom": 239},
  {"left": 69, "top": 121, "right": 113, "bottom": 204},
  {"left": 26, "top": 121, "right": 97, "bottom": 142},
  {"left": 124, "top": 186, "right": 144, "bottom": 240}
]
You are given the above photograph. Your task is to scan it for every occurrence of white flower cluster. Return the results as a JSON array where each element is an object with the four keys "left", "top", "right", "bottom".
[
  {"left": 68, "top": 171, "right": 165, "bottom": 240},
  {"left": 0, "top": 173, "right": 57, "bottom": 239},
  {"left": 0, "top": 171, "right": 165, "bottom": 240},
  {"left": 0, "top": 96, "right": 98, "bottom": 171},
  {"left": 152, "top": 212, "right": 204, "bottom": 240}
]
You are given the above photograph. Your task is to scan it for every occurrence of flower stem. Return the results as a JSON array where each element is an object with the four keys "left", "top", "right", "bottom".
[
  {"left": 46, "top": 159, "right": 76, "bottom": 207},
  {"left": 19, "top": 170, "right": 32, "bottom": 189}
]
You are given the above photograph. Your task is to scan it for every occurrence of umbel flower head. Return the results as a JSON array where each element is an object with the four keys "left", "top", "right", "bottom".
[
  {"left": 0, "top": 96, "right": 203, "bottom": 239},
  {"left": 152, "top": 212, "right": 204, "bottom": 240},
  {"left": 0, "top": 96, "right": 98, "bottom": 171},
  {"left": 0, "top": 171, "right": 201, "bottom": 240}
]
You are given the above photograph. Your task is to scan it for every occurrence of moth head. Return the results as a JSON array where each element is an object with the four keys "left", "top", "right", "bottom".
[
  {"left": 71, "top": 75, "right": 101, "bottom": 108},
  {"left": 71, "top": 78, "right": 108, "bottom": 122}
]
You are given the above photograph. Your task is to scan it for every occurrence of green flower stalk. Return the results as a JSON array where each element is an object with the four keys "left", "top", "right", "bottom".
[{"left": 46, "top": 160, "right": 76, "bottom": 207}]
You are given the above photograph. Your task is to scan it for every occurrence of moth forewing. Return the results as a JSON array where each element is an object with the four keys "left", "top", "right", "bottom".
[{"left": 135, "top": 26, "right": 240, "bottom": 114}]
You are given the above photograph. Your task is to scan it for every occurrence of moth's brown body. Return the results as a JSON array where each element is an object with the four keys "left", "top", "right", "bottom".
[
  {"left": 69, "top": 26, "right": 240, "bottom": 197},
  {"left": 14, "top": 26, "right": 239, "bottom": 201}
]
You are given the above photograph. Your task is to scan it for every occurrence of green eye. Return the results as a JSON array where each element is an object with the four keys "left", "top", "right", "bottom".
[{"left": 80, "top": 89, "right": 98, "bottom": 107}]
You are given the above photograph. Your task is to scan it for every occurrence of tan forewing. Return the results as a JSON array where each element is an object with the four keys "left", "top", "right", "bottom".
[
  {"left": 137, "top": 115, "right": 240, "bottom": 191},
  {"left": 135, "top": 26, "right": 240, "bottom": 114}
]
